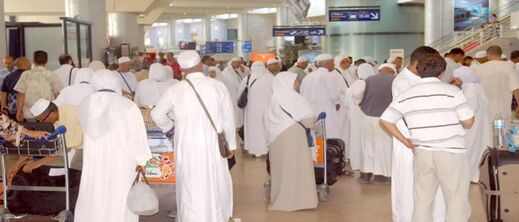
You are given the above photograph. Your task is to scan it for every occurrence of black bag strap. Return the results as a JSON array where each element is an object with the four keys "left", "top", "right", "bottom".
[
  {"left": 117, "top": 71, "right": 135, "bottom": 95},
  {"left": 335, "top": 68, "right": 350, "bottom": 88},
  {"left": 233, "top": 68, "right": 243, "bottom": 82},
  {"left": 68, "top": 67, "right": 74, "bottom": 86},
  {"left": 133, "top": 170, "right": 149, "bottom": 185},
  {"left": 279, "top": 106, "right": 307, "bottom": 130},
  {"left": 186, "top": 79, "right": 218, "bottom": 134}
]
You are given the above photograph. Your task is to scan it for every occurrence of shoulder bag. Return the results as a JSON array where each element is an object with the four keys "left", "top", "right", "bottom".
[{"left": 237, "top": 75, "right": 257, "bottom": 109}]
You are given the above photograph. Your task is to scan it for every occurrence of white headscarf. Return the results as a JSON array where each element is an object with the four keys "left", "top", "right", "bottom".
[
  {"left": 357, "top": 63, "right": 376, "bottom": 79},
  {"left": 134, "top": 63, "right": 175, "bottom": 107},
  {"left": 265, "top": 71, "right": 315, "bottom": 144},
  {"left": 149, "top": 63, "right": 168, "bottom": 82},
  {"left": 89, "top": 60, "right": 105, "bottom": 72},
  {"left": 251, "top": 61, "right": 266, "bottom": 77},
  {"left": 74, "top": 68, "right": 94, "bottom": 84},
  {"left": 453, "top": 66, "right": 480, "bottom": 85},
  {"left": 334, "top": 55, "right": 349, "bottom": 72},
  {"left": 79, "top": 70, "right": 130, "bottom": 138}
]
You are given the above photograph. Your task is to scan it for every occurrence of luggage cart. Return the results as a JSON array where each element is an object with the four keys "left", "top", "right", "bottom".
[
  {"left": 264, "top": 112, "right": 330, "bottom": 202},
  {"left": 0, "top": 126, "right": 72, "bottom": 222},
  {"left": 142, "top": 109, "right": 176, "bottom": 219}
]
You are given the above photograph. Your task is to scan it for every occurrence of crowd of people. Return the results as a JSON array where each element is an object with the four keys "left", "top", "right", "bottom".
[{"left": 0, "top": 43, "right": 515, "bottom": 221}]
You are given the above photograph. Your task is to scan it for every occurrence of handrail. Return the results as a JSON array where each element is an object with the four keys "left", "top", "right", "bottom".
[{"left": 429, "top": 0, "right": 519, "bottom": 49}]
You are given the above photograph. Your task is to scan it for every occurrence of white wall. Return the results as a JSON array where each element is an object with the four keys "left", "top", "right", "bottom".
[
  {"left": 14, "top": 15, "right": 62, "bottom": 23},
  {"left": 225, "top": 13, "right": 276, "bottom": 53}
]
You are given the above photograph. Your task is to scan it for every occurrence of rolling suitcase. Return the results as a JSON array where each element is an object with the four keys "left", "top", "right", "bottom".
[
  {"left": 314, "top": 139, "right": 346, "bottom": 185},
  {"left": 479, "top": 148, "right": 519, "bottom": 222}
]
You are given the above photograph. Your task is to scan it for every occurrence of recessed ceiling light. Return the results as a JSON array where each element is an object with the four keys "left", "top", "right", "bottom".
[
  {"left": 183, "top": 12, "right": 187, "bottom": 15},
  {"left": 139, "top": 14, "right": 145, "bottom": 18},
  {"left": 169, "top": 2, "right": 173, "bottom": 7}
]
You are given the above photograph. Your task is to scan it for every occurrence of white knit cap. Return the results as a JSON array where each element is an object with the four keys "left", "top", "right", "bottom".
[
  {"left": 30, "top": 98, "right": 51, "bottom": 117},
  {"left": 378, "top": 63, "right": 397, "bottom": 73},
  {"left": 177, "top": 51, "right": 201, "bottom": 69},
  {"left": 267, "top": 59, "right": 279, "bottom": 65},
  {"left": 117, "top": 57, "right": 131, "bottom": 64},
  {"left": 474, "top": 51, "right": 487, "bottom": 59},
  {"left": 296, "top": 56, "right": 308, "bottom": 63},
  {"left": 315, "top": 54, "right": 333, "bottom": 62},
  {"left": 231, "top": 57, "right": 241, "bottom": 62}
]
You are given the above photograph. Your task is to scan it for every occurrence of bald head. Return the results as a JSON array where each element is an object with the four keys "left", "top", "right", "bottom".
[{"left": 487, "top": 45, "right": 503, "bottom": 61}]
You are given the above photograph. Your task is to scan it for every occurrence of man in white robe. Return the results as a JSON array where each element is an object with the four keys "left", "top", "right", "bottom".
[
  {"left": 152, "top": 51, "right": 236, "bottom": 222},
  {"left": 221, "top": 57, "right": 249, "bottom": 130},
  {"left": 389, "top": 46, "right": 446, "bottom": 222},
  {"left": 288, "top": 56, "right": 310, "bottom": 83},
  {"left": 453, "top": 66, "right": 480, "bottom": 84},
  {"left": 54, "top": 54, "right": 78, "bottom": 87},
  {"left": 470, "top": 51, "right": 488, "bottom": 72},
  {"left": 88, "top": 60, "right": 105, "bottom": 71},
  {"left": 75, "top": 70, "right": 152, "bottom": 222},
  {"left": 442, "top": 48, "right": 464, "bottom": 83},
  {"left": 134, "top": 63, "right": 179, "bottom": 108},
  {"left": 475, "top": 45, "right": 519, "bottom": 147},
  {"left": 300, "top": 54, "right": 342, "bottom": 139},
  {"left": 114, "top": 57, "right": 138, "bottom": 99},
  {"left": 53, "top": 68, "right": 95, "bottom": 107},
  {"left": 241, "top": 60, "right": 279, "bottom": 157}
]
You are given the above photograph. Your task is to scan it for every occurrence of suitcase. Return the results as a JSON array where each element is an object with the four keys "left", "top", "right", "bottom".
[
  {"left": 479, "top": 148, "right": 519, "bottom": 222},
  {"left": 326, "top": 139, "right": 347, "bottom": 175},
  {"left": 314, "top": 139, "right": 346, "bottom": 185}
]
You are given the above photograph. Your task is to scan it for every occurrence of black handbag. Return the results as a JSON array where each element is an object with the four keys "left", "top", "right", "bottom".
[
  {"left": 237, "top": 75, "right": 257, "bottom": 109},
  {"left": 186, "top": 79, "right": 236, "bottom": 169}
]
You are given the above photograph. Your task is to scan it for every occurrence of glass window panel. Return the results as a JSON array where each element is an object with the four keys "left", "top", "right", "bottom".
[{"left": 24, "top": 26, "right": 63, "bottom": 70}]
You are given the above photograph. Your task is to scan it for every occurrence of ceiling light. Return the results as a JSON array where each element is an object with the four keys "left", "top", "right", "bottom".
[
  {"left": 139, "top": 14, "right": 145, "bottom": 18},
  {"left": 183, "top": 12, "right": 187, "bottom": 15},
  {"left": 169, "top": 2, "right": 173, "bottom": 7}
]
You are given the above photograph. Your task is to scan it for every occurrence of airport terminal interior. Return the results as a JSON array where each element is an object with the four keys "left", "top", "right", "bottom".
[{"left": 0, "top": 0, "right": 517, "bottom": 221}]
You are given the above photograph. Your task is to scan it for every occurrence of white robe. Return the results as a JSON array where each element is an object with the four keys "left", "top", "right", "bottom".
[
  {"left": 390, "top": 67, "right": 446, "bottom": 222},
  {"left": 221, "top": 66, "right": 249, "bottom": 128},
  {"left": 240, "top": 70, "right": 273, "bottom": 155},
  {"left": 114, "top": 71, "right": 138, "bottom": 94},
  {"left": 300, "top": 67, "right": 342, "bottom": 139},
  {"left": 75, "top": 74, "right": 152, "bottom": 222},
  {"left": 462, "top": 83, "right": 489, "bottom": 182},
  {"left": 54, "top": 64, "right": 78, "bottom": 87},
  {"left": 350, "top": 80, "right": 392, "bottom": 177},
  {"left": 475, "top": 60, "right": 519, "bottom": 145},
  {"left": 331, "top": 67, "right": 352, "bottom": 154},
  {"left": 441, "top": 57, "right": 460, "bottom": 83},
  {"left": 53, "top": 68, "right": 95, "bottom": 107},
  {"left": 152, "top": 72, "right": 236, "bottom": 222},
  {"left": 134, "top": 63, "right": 179, "bottom": 108}
]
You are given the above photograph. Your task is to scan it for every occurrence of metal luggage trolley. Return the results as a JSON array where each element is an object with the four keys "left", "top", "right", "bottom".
[
  {"left": 141, "top": 108, "right": 176, "bottom": 218},
  {"left": 0, "top": 126, "right": 72, "bottom": 222},
  {"left": 264, "top": 112, "right": 330, "bottom": 202}
]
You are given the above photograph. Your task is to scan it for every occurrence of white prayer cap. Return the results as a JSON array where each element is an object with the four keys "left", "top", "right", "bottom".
[
  {"left": 30, "top": 98, "right": 51, "bottom": 117},
  {"left": 362, "top": 56, "right": 375, "bottom": 64},
  {"left": 177, "top": 50, "right": 201, "bottom": 69},
  {"left": 231, "top": 57, "right": 241, "bottom": 62},
  {"left": 315, "top": 54, "right": 334, "bottom": 62},
  {"left": 267, "top": 59, "right": 279, "bottom": 65},
  {"left": 378, "top": 63, "right": 397, "bottom": 73},
  {"left": 474, "top": 51, "right": 487, "bottom": 59},
  {"left": 89, "top": 60, "right": 105, "bottom": 71},
  {"left": 296, "top": 56, "right": 308, "bottom": 63},
  {"left": 502, "top": 54, "right": 507, "bottom": 59},
  {"left": 117, "top": 57, "right": 131, "bottom": 64}
]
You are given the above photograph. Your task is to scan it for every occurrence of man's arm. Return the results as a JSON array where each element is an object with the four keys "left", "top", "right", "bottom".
[
  {"left": 151, "top": 89, "right": 175, "bottom": 132},
  {"left": 0, "top": 92, "right": 8, "bottom": 114},
  {"left": 379, "top": 119, "right": 416, "bottom": 152},
  {"left": 461, "top": 117, "right": 475, "bottom": 129},
  {"left": 16, "top": 93, "right": 25, "bottom": 122}
]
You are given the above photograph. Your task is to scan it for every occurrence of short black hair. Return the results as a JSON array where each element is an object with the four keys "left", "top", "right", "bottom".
[
  {"left": 410, "top": 46, "right": 439, "bottom": 64},
  {"left": 487, "top": 45, "right": 502, "bottom": 56},
  {"left": 33, "top": 50, "right": 48, "bottom": 65},
  {"left": 511, "top": 51, "right": 519, "bottom": 59},
  {"left": 201, "top": 55, "right": 212, "bottom": 63},
  {"left": 449, "top": 48, "right": 465, "bottom": 56},
  {"left": 417, "top": 54, "right": 447, "bottom": 78},
  {"left": 464, "top": 56, "right": 473, "bottom": 60},
  {"left": 58, "top": 54, "right": 73, "bottom": 65}
]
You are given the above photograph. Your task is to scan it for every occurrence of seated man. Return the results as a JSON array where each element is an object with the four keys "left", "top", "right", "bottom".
[{"left": 8, "top": 99, "right": 83, "bottom": 182}]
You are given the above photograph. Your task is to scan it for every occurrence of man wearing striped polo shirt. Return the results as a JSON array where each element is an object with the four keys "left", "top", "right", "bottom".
[{"left": 380, "top": 53, "right": 475, "bottom": 222}]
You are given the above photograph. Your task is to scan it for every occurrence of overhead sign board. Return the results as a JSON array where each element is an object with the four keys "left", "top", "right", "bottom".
[
  {"left": 205, "top": 42, "right": 234, "bottom": 53},
  {"left": 242, "top": 41, "right": 252, "bottom": 53},
  {"left": 329, "top": 8, "right": 381, "bottom": 22},
  {"left": 272, "top": 26, "right": 326, "bottom": 37}
]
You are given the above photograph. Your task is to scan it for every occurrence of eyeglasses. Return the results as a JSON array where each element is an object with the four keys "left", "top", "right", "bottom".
[{"left": 36, "top": 112, "right": 52, "bottom": 123}]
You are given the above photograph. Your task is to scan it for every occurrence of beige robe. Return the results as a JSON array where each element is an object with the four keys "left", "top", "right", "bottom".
[{"left": 269, "top": 117, "right": 317, "bottom": 211}]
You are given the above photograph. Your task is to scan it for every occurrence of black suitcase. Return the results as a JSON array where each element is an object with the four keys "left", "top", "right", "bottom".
[
  {"left": 314, "top": 139, "right": 346, "bottom": 185},
  {"left": 7, "top": 165, "right": 81, "bottom": 216},
  {"left": 479, "top": 148, "right": 519, "bottom": 222}
]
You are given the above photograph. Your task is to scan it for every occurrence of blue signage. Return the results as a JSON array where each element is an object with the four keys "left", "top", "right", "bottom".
[
  {"left": 272, "top": 26, "right": 326, "bottom": 37},
  {"left": 242, "top": 41, "right": 252, "bottom": 53},
  {"left": 329, "top": 8, "right": 381, "bottom": 22},
  {"left": 205, "top": 42, "right": 234, "bottom": 53}
]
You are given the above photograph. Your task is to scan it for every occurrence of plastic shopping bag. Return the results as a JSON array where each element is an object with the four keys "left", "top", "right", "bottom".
[{"left": 127, "top": 170, "right": 159, "bottom": 216}]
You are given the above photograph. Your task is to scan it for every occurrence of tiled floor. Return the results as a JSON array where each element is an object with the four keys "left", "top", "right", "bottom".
[{"left": 142, "top": 151, "right": 487, "bottom": 222}]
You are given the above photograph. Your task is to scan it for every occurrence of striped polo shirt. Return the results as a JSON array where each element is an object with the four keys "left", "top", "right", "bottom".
[{"left": 380, "top": 77, "right": 474, "bottom": 153}]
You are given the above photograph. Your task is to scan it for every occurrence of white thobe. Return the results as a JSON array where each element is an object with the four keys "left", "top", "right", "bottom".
[
  {"left": 221, "top": 66, "right": 249, "bottom": 128},
  {"left": 240, "top": 71, "right": 273, "bottom": 155},
  {"left": 54, "top": 64, "right": 78, "bottom": 87},
  {"left": 331, "top": 68, "right": 351, "bottom": 144},
  {"left": 134, "top": 79, "right": 179, "bottom": 108},
  {"left": 151, "top": 72, "right": 236, "bottom": 222},
  {"left": 475, "top": 60, "right": 519, "bottom": 145},
  {"left": 301, "top": 67, "right": 342, "bottom": 139},
  {"left": 441, "top": 57, "right": 460, "bottom": 83},
  {"left": 462, "top": 83, "right": 489, "bottom": 182},
  {"left": 114, "top": 71, "right": 138, "bottom": 94},
  {"left": 350, "top": 80, "right": 392, "bottom": 177},
  {"left": 53, "top": 83, "right": 95, "bottom": 107},
  {"left": 390, "top": 67, "right": 446, "bottom": 222},
  {"left": 470, "top": 61, "right": 480, "bottom": 72},
  {"left": 75, "top": 97, "right": 152, "bottom": 222}
]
